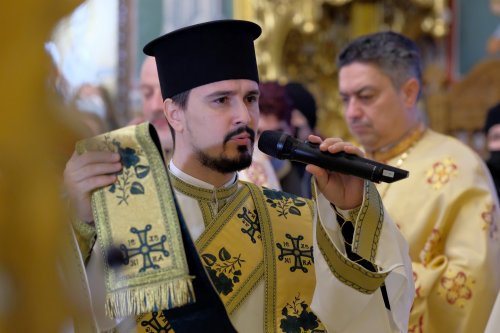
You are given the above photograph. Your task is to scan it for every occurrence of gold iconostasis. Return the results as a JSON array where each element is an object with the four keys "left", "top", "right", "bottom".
[{"left": 233, "top": 0, "right": 463, "bottom": 143}]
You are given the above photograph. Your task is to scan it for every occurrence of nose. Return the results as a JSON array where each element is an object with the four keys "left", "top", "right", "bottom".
[
  {"left": 344, "top": 98, "right": 363, "bottom": 120},
  {"left": 233, "top": 99, "right": 252, "bottom": 125}
]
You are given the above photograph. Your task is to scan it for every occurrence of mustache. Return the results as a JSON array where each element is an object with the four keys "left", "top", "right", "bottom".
[{"left": 223, "top": 126, "right": 255, "bottom": 145}]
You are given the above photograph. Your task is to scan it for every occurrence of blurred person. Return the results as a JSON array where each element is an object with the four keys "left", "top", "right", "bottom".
[
  {"left": 257, "top": 81, "right": 305, "bottom": 196},
  {"left": 65, "top": 20, "right": 414, "bottom": 333},
  {"left": 70, "top": 84, "right": 111, "bottom": 136},
  {"left": 285, "top": 81, "right": 319, "bottom": 197},
  {"left": 0, "top": 0, "right": 98, "bottom": 332},
  {"left": 337, "top": 30, "right": 500, "bottom": 332},
  {"left": 130, "top": 56, "right": 173, "bottom": 158},
  {"left": 484, "top": 102, "right": 500, "bottom": 198},
  {"left": 285, "top": 82, "right": 318, "bottom": 141}
]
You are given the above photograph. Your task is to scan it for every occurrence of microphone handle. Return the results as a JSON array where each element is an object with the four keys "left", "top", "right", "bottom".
[{"left": 290, "top": 142, "right": 407, "bottom": 183}]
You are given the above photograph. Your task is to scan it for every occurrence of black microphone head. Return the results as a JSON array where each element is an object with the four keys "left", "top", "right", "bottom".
[{"left": 258, "top": 130, "right": 293, "bottom": 159}]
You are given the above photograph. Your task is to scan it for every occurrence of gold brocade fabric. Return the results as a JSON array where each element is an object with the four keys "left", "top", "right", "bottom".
[
  {"left": 365, "top": 123, "right": 426, "bottom": 163},
  {"left": 76, "top": 123, "right": 194, "bottom": 319},
  {"left": 134, "top": 180, "right": 326, "bottom": 333},
  {"left": 315, "top": 181, "right": 389, "bottom": 295},
  {"left": 376, "top": 129, "right": 500, "bottom": 332}
]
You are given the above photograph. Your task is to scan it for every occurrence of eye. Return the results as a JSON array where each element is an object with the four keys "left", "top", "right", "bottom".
[
  {"left": 141, "top": 87, "right": 153, "bottom": 100},
  {"left": 246, "top": 94, "right": 259, "bottom": 103},
  {"left": 359, "top": 94, "right": 374, "bottom": 102},
  {"left": 214, "top": 96, "right": 229, "bottom": 104}
]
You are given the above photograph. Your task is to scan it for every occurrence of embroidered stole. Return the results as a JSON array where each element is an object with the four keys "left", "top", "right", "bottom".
[
  {"left": 76, "top": 123, "right": 194, "bottom": 319},
  {"left": 134, "top": 179, "right": 325, "bottom": 332}
]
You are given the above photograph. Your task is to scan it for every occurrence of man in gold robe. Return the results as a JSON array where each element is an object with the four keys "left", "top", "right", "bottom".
[
  {"left": 64, "top": 20, "right": 414, "bottom": 332},
  {"left": 337, "top": 31, "right": 500, "bottom": 332}
]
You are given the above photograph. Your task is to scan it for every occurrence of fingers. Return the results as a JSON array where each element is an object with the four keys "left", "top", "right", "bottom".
[
  {"left": 65, "top": 151, "right": 121, "bottom": 184},
  {"left": 306, "top": 135, "right": 365, "bottom": 157},
  {"left": 305, "top": 164, "right": 327, "bottom": 180},
  {"left": 63, "top": 150, "right": 122, "bottom": 222}
]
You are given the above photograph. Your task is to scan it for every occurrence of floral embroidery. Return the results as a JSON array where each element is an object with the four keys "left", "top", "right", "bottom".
[
  {"left": 103, "top": 136, "right": 150, "bottom": 205},
  {"left": 419, "top": 229, "right": 442, "bottom": 266},
  {"left": 279, "top": 294, "right": 325, "bottom": 333},
  {"left": 481, "top": 202, "right": 498, "bottom": 240},
  {"left": 408, "top": 314, "right": 424, "bottom": 333},
  {"left": 201, "top": 247, "right": 244, "bottom": 296},
  {"left": 438, "top": 270, "right": 473, "bottom": 307},
  {"left": 263, "top": 187, "right": 306, "bottom": 219},
  {"left": 413, "top": 271, "right": 422, "bottom": 299},
  {"left": 426, "top": 157, "right": 457, "bottom": 189}
]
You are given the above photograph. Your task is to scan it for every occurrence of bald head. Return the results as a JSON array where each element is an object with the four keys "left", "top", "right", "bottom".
[{"left": 139, "top": 56, "right": 172, "bottom": 151}]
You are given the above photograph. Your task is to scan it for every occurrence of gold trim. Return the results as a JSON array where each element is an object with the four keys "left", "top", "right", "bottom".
[
  {"left": 352, "top": 181, "right": 384, "bottom": 261},
  {"left": 169, "top": 172, "right": 238, "bottom": 201},
  {"left": 366, "top": 123, "right": 427, "bottom": 162},
  {"left": 316, "top": 222, "right": 389, "bottom": 294},
  {"left": 77, "top": 123, "right": 194, "bottom": 318},
  {"left": 195, "top": 186, "right": 265, "bottom": 315},
  {"left": 245, "top": 182, "right": 277, "bottom": 332}
]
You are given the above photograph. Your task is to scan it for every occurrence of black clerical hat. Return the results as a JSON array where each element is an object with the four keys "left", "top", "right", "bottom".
[{"left": 143, "top": 20, "right": 262, "bottom": 99}]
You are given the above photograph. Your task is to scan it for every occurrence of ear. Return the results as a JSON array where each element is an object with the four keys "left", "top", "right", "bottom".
[
  {"left": 163, "top": 99, "right": 184, "bottom": 132},
  {"left": 401, "top": 78, "right": 420, "bottom": 108}
]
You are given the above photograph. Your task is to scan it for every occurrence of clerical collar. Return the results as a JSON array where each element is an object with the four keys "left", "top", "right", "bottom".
[
  {"left": 366, "top": 123, "right": 427, "bottom": 162},
  {"left": 168, "top": 161, "right": 239, "bottom": 201}
]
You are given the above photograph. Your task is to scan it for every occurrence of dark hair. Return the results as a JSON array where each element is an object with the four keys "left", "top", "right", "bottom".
[
  {"left": 258, "top": 81, "right": 293, "bottom": 125},
  {"left": 285, "top": 82, "right": 317, "bottom": 129},
  {"left": 171, "top": 90, "right": 191, "bottom": 110},
  {"left": 337, "top": 31, "right": 422, "bottom": 99}
]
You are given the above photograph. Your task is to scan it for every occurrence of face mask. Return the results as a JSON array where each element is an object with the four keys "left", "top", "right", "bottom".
[
  {"left": 487, "top": 151, "right": 500, "bottom": 165},
  {"left": 75, "top": 94, "right": 107, "bottom": 119}
]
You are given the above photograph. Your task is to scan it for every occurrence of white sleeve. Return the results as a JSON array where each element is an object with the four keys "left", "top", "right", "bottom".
[{"left": 311, "top": 181, "right": 414, "bottom": 333}]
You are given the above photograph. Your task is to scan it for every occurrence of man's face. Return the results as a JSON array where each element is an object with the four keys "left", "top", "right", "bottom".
[
  {"left": 139, "top": 57, "right": 172, "bottom": 150},
  {"left": 339, "top": 62, "right": 414, "bottom": 151},
  {"left": 178, "top": 79, "right": 260, "bottom": 173},
  {"left": 488, "top": 124, "right": 500, "bottom": 151}
]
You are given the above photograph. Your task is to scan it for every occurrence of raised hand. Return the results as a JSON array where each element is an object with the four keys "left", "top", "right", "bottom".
[
  {"left": 305, "top": 135, "right": 364, "bottom": 210},
  {"left": 63, "top": 150, "right": 122, "bottom": 222}
]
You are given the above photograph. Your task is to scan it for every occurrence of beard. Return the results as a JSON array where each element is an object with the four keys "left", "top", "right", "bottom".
[
  {"left": 196, "top": 145, "right": 253, "bottom": 173},
  {"left": 195, "top": 126, "right": 255, "bottom": 173}
]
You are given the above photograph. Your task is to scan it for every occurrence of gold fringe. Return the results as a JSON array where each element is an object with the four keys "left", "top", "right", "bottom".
[{"left": 105, "top": 276, "right": 195, "bottom": 318}]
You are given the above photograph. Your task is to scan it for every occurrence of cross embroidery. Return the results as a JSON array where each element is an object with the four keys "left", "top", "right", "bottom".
[
  {"left": 120, "top": 224, "right": 169, "bottom": 272},
  {"left": 237, "top": 207, "right": 261, "bottom": 243},
  {"left": 276, "top": 234, "right": 314, "bottom": 273},
  {"left": 140, "top": 311, "right": 173, "bottom": 332}
]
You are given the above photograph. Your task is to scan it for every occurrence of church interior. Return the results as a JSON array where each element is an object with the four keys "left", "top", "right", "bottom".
[{"left": 1, "top": 0, "right": 500, "bottom": 331}]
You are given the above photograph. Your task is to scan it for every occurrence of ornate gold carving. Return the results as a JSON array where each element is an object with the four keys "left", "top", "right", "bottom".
[{"left": 234, "top": 1, "right": 451, "bottom": 140}]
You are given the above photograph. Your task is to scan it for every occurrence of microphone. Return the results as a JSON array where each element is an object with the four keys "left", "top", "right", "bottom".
[{"left": 258, "top": 130, "right": 409, "bottom": 184}]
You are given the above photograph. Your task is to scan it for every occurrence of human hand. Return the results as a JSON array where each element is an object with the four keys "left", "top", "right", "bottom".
[
  {"left": 63, "top": 150, "right": 122, "bottom": 222},
  {"left": 305, "top": 135, "right": 364, "bottom": 210}
]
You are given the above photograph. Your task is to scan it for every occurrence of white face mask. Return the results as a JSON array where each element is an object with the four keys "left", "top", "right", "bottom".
[{"left": 75, "top": 94, "right": 107, "bottom": 119}]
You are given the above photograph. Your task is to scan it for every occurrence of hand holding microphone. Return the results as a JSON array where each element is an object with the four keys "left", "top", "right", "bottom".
[{"left": 257, "top": 130, "right": 409, "bottom": 184}]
